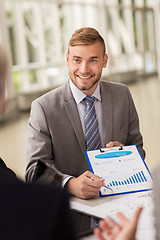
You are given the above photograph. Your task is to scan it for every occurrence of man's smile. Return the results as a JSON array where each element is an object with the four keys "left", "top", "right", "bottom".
[{"left": 76, "top": 75, "right": 94, "bottom": 80}]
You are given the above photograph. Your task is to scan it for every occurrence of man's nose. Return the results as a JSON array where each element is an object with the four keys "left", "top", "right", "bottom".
[{"left": 79, "top": 62, "right": 89, "bottom": 73}]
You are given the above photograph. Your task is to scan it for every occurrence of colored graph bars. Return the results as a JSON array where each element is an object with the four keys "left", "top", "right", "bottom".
[{"left": 107, "top": 171, "right": 147, "bottom": 188}]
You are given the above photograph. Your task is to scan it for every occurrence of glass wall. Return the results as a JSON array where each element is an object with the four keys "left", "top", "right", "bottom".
[{"left": 0, "top": 0, "right": 157, "bottom": 99}]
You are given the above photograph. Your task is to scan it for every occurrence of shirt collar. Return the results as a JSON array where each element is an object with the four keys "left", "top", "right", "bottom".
[{"left": 69, "top": 79, "right": 101, "bottom": 104}]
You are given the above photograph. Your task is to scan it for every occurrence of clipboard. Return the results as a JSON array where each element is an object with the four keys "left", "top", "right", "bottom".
[{"left": 85, "top": 145, "right": 153, "bottom": 197}]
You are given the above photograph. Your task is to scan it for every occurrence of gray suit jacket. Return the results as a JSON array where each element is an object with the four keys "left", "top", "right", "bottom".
[{"left": 26, "top": 80, "right": 145, "bottom": 232}]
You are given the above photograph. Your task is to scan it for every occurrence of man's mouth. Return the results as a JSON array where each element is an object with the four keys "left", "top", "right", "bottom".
[{"left": 77, "top": 75, "right": 93, "bottom": 79}]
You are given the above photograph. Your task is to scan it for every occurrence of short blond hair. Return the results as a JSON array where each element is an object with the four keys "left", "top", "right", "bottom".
[{"left": 68, "top": 27, "right": 106, "bottom": 55}]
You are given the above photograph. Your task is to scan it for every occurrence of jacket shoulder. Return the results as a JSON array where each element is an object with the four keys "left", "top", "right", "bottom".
[
  {"left": 32, "top": 82, "right": 69, "bottom": 107},
  {"left": 100, "top": 80, "right": 128, "bottom": 89},
  {"left": 100, "top": 80, "right": 129, "bottom": 95}
]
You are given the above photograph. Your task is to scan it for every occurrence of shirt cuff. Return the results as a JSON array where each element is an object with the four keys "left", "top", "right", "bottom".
[{"left": 62, "top": 175, "right": 74, "bottom": 188}]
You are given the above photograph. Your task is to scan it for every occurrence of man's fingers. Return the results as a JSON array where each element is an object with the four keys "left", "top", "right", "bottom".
[
  {"left": 94, "top": 228, "right": 106, "bottom": 240},
  {"left": 106, "top": 141, "right": 124, "bottom": 148},
  {"left": 131, "top": 207, "right": 143, "bottom": 226},
  {"left": 105, "top": 217, "right": 121, "bottom": 232},
  {"left": 84, "top": 171, "right": 105, "bottom": 187},
  {"left": 85, "top": 171, "right": 103, "bottom": 180},
  {"left": 94, "top": 208, "right": 143, "bottom": 240},
  {"left": 116, "top": 212, "right": 129, "bottom": 224},
  {"left": 99, "top": 217, "right": 121, "bottom": 237},
  {"left": 99, "top": 219, "right": 113, "bottom": 237},
  {"left": 117, "top": 207, "right": 143, "bottom": 227}
]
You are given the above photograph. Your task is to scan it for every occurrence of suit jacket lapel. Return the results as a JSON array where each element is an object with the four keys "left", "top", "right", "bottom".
[
  {"left": 62, "top": 80, "right": 113, "bottom": 151},
  {"left": 100, "top": 81, "right": 113, "bottom": 143},
  {"left": 62, "top": 82, "right": 86, "bottom": 152}
]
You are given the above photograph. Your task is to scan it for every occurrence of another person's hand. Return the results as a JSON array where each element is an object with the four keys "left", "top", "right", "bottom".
[
  {"left": 94, "top": 207, "right": 143, "bottom": 240},
  {"left": 66, "top": 171, "right": 105, "bottom": 199},
  {"left": 106, "top": 141, "right": 124, "bottom": 148}
]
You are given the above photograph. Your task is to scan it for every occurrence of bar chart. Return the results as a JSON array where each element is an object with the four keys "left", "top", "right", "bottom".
[
  {"left": 107, "top": 170, "right": 147, "bottom": 188},
  {"left": 100, "top": 168, "right": 152, "bottom": 196}
]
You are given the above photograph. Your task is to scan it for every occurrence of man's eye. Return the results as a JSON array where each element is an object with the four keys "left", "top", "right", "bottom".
[
  {"left": 74, "top": 59, "right": 80, "bottom": 63},
  {"left": 90, "top": 60, "right": 96, "bottom": 63}
]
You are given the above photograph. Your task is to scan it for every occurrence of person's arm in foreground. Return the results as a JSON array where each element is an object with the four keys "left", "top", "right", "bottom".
[{"left": 94, "top": 207, "right": 143, "bottom": 240}]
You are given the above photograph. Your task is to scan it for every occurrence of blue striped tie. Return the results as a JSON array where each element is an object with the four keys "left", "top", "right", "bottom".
[{"left": 82, "top": 96, "right": 101, "bottom": 150}]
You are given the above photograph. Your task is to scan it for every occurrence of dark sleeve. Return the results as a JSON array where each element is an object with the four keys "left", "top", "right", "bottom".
[
  {"left": 52, "top": 189, "right": 76, "bottom": 240},
  {"left": 0, "top": 158, "right": 17, "bottom": 182}
]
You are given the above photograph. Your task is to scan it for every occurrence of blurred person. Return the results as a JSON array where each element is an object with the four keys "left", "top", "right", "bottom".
[
  {"left": 94, "top": 207, "right": 143, "bottom": 240},
  {"left": 0, "top": 44, "right": 7, "bottom": 114},
  {"left": 0, "top": 45, "right": 75, "bottom": 240},
  {"left": 0, "top": 45, "right": 18, "bottom": 180},
  {"left": 26, "top": 27, "right": 145, "bottom": 233},
  {"left": 153, "top": 165, "right": 160, "bottom": 240}
]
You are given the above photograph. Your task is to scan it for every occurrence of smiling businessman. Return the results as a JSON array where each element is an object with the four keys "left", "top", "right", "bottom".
[{"left": 26, "top": 27, "right": 145, "bottom": 234}]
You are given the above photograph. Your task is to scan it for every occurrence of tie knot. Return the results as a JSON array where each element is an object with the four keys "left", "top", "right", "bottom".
[{"left": 82, "top": 96, "right": 96, "bottom": 107}]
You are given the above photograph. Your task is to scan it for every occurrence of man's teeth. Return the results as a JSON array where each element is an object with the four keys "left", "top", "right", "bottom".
[{"left": 78, "top": 75, "right": 92, "bottom": 79}]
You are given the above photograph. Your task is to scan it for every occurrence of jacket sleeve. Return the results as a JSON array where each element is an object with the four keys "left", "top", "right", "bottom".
[
  {"left": 25, "top": 100, "right": 70, "bottom": 184},
  {"left": 126, "top": 87, "right": 145, "bottom": 159}
]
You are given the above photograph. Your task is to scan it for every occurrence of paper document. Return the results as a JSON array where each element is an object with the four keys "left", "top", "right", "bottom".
[
  {"left": 85, "top": 145, "right": 152, "bottom": 197},
  {"left": 70, "top": 190, "right": 155, "bottom": 240}
]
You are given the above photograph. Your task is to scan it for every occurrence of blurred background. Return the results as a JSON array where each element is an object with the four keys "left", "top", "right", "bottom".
[{"left": 0, "top": 0, "right": 160, "bottom": 180}]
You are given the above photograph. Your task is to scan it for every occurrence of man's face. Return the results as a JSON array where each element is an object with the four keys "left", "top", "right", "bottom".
[{"left": 66, "top": 42, "right": 108, "bottom": 95}]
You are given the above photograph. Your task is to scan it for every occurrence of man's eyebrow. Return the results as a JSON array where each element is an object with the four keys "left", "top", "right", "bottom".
[
  {"left": 90, "top": 56, "right": 98, "bottom": 59},
  {"left": 72, "top": 56, "right": 99, "bottom": 59},
  {"left": 72, "top": 55, "right": 81, "bottom": 59}
]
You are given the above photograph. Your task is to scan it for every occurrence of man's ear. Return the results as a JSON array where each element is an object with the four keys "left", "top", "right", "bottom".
[
  {"left": 103, "top": 54, "right": 108, "bottom": 68},
  {"left": 66, "top": 52, "right": 69, "bottom": 66}
]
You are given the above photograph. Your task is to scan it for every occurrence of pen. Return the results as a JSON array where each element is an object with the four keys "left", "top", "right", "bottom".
[
  {"left": 103, "top": 185, "right": 113, "bottom": 191},
  {"left": 90, "top": 177, "right": 112, "bottom": 191}
]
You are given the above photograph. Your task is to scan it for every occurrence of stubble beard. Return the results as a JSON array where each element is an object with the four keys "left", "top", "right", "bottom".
[
  {"left": 80, "top": 77, "right": 100, "bottom": 91},
  {"left": 70, "top": 72, "right": 102, "bottom": 93}
]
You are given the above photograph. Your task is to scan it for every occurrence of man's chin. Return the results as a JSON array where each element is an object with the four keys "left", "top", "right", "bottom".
[
  {"left": 78, "top": 83, "right": 92, "bottom": 91},
  {"left": 79, "top": 82, "right": 99, "bottom": 92},
  {"left": 70, "top": 77, "right": 100, "bottom": 92}
]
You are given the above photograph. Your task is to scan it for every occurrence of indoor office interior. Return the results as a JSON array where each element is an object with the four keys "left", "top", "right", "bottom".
[{"left": 0, "top": 0, "right": 160, "bottom": 181}]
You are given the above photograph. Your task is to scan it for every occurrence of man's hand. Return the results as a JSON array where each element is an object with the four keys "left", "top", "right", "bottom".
[
  {"left": 106, "top": 141, "right": 124, "bottom": 148},
  {"left": 66, "top": 171, "right": 105, "bottom": 199},
  {"left": 94, "top": 207, "right": 143, "bottom": 240}
]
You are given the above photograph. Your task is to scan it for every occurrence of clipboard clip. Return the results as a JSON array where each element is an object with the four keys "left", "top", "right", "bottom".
[{"left": 100, "top": 146, "right": 123, "bottom": 152}]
